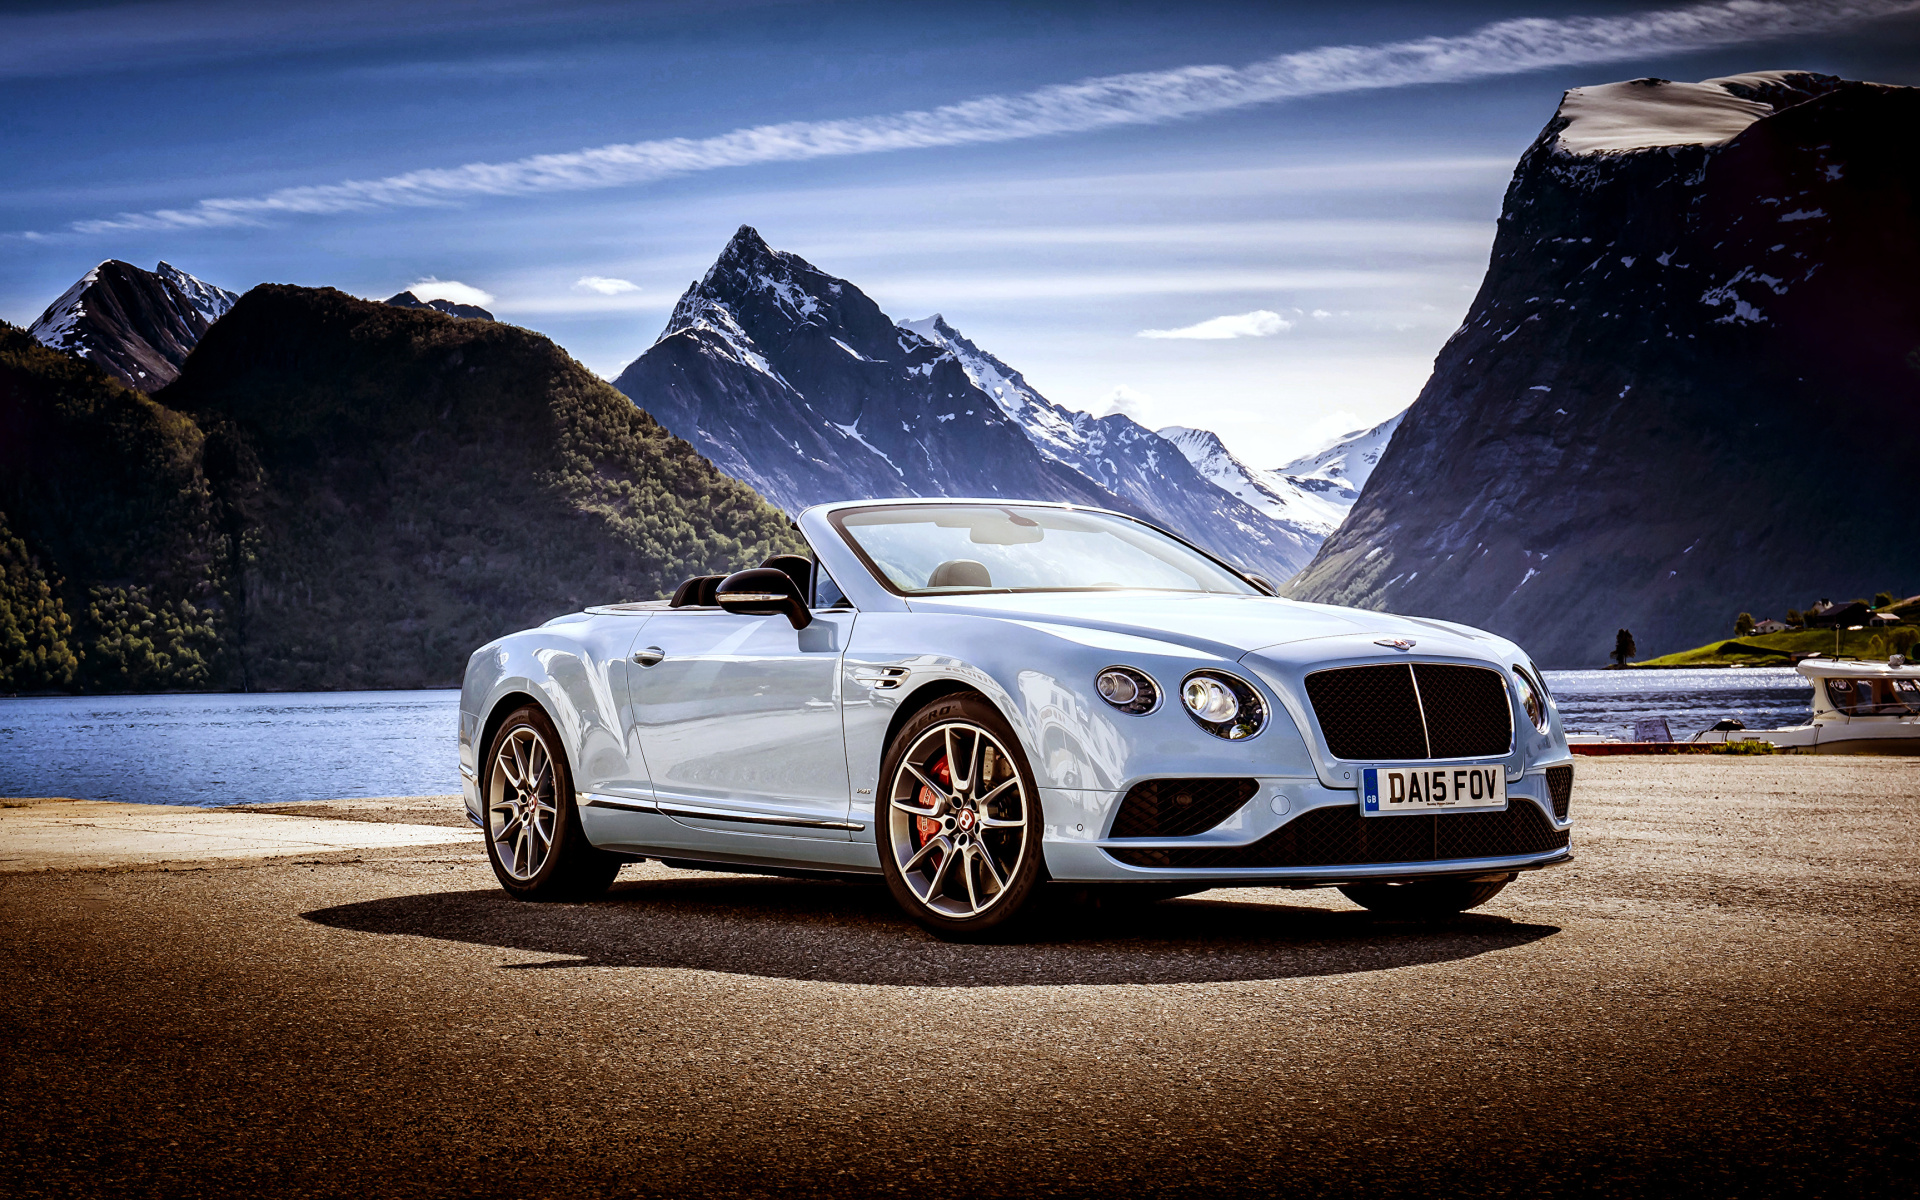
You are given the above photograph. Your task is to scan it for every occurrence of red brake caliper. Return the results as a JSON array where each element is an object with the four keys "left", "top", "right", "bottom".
[{"left": 916, "top": 755, "right": 948, "bottom": 845}]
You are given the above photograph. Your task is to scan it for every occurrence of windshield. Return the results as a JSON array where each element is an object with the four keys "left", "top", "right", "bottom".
[{"left": 831, "top": 504, "right": 1260, "bottom": 596}]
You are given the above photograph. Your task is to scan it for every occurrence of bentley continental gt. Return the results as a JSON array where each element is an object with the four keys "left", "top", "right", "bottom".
[{"left": 459, "top": 499, "right": 1573, "bottom": 937}]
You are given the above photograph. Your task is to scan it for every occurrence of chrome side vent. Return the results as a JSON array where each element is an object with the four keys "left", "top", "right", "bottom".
[{"left": 852, "top": 667, "right": 910, "bottom": 690}]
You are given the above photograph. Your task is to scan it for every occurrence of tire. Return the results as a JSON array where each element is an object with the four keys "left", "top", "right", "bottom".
[
  {"left": 1339, "top": 877, "right": 1510, "bottom": 918},
  {"left": 482, "top": 703, "right": 621, "bottom": 901},
  {"left": 877, "top": 693, "right": 1046, "bottom": 940}
]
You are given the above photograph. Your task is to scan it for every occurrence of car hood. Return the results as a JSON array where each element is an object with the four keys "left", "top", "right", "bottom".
[{"left": 903, "top": 591, "right": 1518, "bottom": 663}]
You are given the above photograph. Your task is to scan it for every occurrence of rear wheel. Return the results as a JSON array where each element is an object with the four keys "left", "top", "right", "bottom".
[
  {"left": 878, "top": 694, "right": 1044, "bottom": 940},
  {"left": 484, "top": 704, "right": 620, "bottom": 901},
  {"left": 1339, "top": 877, "right": 1509, "bottom": 917}
]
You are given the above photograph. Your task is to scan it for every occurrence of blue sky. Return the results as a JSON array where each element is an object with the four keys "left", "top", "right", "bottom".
[{"left": 4, "top": 0, "right": 1917, "bottom": 464}]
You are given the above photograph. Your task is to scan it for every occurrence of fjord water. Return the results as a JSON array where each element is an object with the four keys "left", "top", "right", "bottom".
[
  {"left": 0, "top": 670, "right": 1815, "bottom": 807},
  {"left": 0, "top": 691, "right": 461, "bottom": 807},
  {"left": 1547, "top": 667, "right": 1813, "bottom": 740}
]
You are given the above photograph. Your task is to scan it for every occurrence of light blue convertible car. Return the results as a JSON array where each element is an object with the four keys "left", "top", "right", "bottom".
[{"left": 460, "top": 499, "right": 1573, "bottom": 937}]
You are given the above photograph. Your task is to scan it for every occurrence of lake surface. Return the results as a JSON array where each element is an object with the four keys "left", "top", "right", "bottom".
[
  {"left": 1545, "top": 667, "right": 1812, "bottom": 740},
  {"left": 1, "top": 669, "right": 1814, "bottom": 806},
  {"left": 0, "top": 690, "right": 461, "bottom": 807}
]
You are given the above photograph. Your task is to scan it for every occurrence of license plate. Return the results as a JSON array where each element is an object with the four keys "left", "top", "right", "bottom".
[{"left": 1361, "top": 765, "right": 1506, "bottom": 815}]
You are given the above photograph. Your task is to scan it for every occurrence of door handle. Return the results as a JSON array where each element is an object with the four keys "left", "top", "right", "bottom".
[{"left": 631, "top": 646, "right": 665, "bottom": 667}]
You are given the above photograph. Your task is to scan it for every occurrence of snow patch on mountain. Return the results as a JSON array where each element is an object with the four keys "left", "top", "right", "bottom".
[
  {"left": 27, "top": 266, "right": 102, "bottom": 355},
  {"left": 154, "top": 261, "right": 237, "bottom": 326}
]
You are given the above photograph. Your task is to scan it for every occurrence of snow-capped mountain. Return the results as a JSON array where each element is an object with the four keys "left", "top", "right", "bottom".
[
  {"left": 1160, "top": 412, "right": 1405, "bottom": 541},
  {"left": 902, "top": 315, "right": 1324, "bottom": 577},
  {"left": 1273, "top": 413, "right": 1405, "bottom": 507},
  {"left": 611, "top": 227, "right": 1319, "bottom": 581},
  {"left": 27, "top": 260, "right": 237, "bottom": 392}
]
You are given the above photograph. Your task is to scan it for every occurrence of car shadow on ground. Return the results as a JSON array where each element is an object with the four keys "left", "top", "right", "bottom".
[{"left": 303, "top": 874, "right": 1558, "bottom": 986}]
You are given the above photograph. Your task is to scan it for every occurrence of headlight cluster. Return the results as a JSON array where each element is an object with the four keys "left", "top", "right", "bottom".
[
  {"left": 1180, "top": 670, "right": 1267, "bottom": 740},
  {"left": 1095, "top": 665, "right": 1268, "bottom": 740},
  {"left": 1513, "top": 664, "right": 1551, "bottom": 733},
  {"left": 1095, "top": 667, "right": 1159, "bottom": 714}
]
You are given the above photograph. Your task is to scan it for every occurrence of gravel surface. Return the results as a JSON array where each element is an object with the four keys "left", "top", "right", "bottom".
[{"left": 2, "top": 757, "right": 1916, "bottom": 1198}]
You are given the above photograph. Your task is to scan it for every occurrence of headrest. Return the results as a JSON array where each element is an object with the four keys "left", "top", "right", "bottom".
[
  {"left": 761, "top": 554, "right": 813, "bottom": 597},
  {"left": 926, "top": 559, "right": 992, "bottom": 588},
  {"left": 669, "top": 575, "right": 725, "bottom": 607}
]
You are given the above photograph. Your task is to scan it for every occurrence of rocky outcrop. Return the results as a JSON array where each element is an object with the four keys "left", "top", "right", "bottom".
[
  {"left": 27, "top": 260, "right": 237, "bottom": 392},
  {"left": 1285, "top": 72, "right": 1920, "bottom": 666},
  {"left": 384, "top": 291, "right": 495, "bottom": 321}
]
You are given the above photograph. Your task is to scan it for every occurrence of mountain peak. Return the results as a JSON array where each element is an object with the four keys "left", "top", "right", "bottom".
[{"left": 27, "top": 259, "right": 237, "bottom": 391}]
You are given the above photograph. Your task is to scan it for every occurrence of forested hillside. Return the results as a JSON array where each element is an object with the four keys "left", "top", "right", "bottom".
[{"left": 0, "top": 289, "right": 803, "bottom": 692}]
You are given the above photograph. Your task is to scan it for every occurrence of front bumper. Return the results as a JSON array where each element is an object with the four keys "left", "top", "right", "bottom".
[{"left": 1039, "top": 771, "right": 1572, "bottom": 885}]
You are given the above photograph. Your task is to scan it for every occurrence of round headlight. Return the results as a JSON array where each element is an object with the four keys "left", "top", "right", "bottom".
[
  {"left": 1180, "top": 671, "right": 1267, "bottom": 740},
  {"left": 1514, "top": 666, "right": 1550, "bottom": 733},
  {"left": 1095, "top": 667, "right": 1158, "bottom": 715},
  {"left": 1183, "top": 676, "right": 1239, "bottom": 722}
]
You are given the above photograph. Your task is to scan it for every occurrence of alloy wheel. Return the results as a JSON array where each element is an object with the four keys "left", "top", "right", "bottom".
[
  {"left": 886, "top": 720, "right": 1032, "bottom": 919},
  {"left": 489, "top": 724, "right": 559, "bottom": 881}
]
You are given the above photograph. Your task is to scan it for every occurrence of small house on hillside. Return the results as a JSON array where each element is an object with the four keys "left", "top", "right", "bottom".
[
  {"left": 1752, "top": 618, "right": 1789, "bottom": 634},
  {"left": 1870, "top": 611, "right": 1901, "bottom": 626}
]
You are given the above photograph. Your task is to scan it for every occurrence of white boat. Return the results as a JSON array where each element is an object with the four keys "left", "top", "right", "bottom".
[{"left": 1691, "top": 658, "right": 1920, "bottom": 755}]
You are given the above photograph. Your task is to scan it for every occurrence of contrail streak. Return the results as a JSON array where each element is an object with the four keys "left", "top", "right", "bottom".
[{"left": 67, "top": 0, "right": 1918, "bottom": 234}]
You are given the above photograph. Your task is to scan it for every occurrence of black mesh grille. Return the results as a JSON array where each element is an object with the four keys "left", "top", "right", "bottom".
[
  {"left": 1414, "top": 664, "right": 1514, "bottom": 758},
  {"left": 1109, "top": 778, "right": 1259, "bottom": 839},
  {"left": 1108, "top": 799, "right": 1567, "bottom": 869},
  {"left": 1545, "top": 765, "right": 1573, "bottom": 820},
  {"left": 1305, "top": 665, "right": 1427, "bottom": 760},
  {"left": 1304, "top": 663, "right": 1512, "bottom": 761}
]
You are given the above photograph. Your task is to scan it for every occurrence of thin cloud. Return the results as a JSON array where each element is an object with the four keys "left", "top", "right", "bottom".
[
  {"left": 1100, "top": 385, "right": 1155, "bottom": 421},
  {"left": 1139, "top": 310, "right": 1293, "bottom": 340},
  {"left": 404, "top": 278, "right": 494, "bottom": 306},
  {"left": 63, "top": 0, "right": 1918, "bottom": 234},
  {"left": 574, "top": 275, "right": 639, "bottom": 294}
]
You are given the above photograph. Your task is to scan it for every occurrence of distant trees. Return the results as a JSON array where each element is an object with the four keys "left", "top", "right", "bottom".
[
  {"left": 1785, "top": 608, "right": 1802, "bottom": 627},
  {"left": 1875, "top": 591, "right": 1895, "bottom": 608},
  {"left": 1735, "top": 612, "right": 1755, "bottom": 637},
  {"left": 1612, "top": 628, "right": 1637, "bottom": 666},
  {"left": 0, "top": 514, "right": 78, "bottom": 692}
]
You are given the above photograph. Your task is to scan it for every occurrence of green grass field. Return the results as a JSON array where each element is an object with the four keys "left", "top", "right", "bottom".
[{"left": 1635, "top": 625, "right": 1912, "bottom": 667}]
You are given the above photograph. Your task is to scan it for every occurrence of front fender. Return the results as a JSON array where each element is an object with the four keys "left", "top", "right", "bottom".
[{"left": 842, "top": 613, "right": 1320, "bottom": 835}]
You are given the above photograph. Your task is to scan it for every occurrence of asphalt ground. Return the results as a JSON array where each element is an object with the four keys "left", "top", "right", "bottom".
[{"left": 2, "top": 757, "right": 1916, "bottom": 1199}]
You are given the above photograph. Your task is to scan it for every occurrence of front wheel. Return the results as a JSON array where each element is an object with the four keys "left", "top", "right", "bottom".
[
  {"left": 483, "top": 704, "right": 621, "bottom": 901},
  {"left": 1339, "top": 877, "right": 1509, "bottom": 918},
  {"left": 878, "top": 694, "right": 1045, "bottom": 940}
]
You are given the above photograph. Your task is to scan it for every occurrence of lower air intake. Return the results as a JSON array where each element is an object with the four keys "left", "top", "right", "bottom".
[
  {"left": 1108, "top": 778, "right": 1259, "bottom": 839},
  {"left": 1545, "top": 765, "right": 1573, "bottom": 820}
]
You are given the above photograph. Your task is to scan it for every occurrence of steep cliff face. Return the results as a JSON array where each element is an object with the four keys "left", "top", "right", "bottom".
[
  {"left": 613, "top": 228, "right": 1317, "bottom": 580},
  {"left": 1285, "top": 72, "right": 1920, "bottom": 666},
  {"left": 27, "top": 260, "right": 237, "bottom": 392}
]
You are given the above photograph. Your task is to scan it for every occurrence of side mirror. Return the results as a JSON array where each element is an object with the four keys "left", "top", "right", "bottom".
[
  {"left": 1245, "top": 573, "right": 1278, "bottom": 597},
  {"left": 716, "top": 567, "right": 812, "bottom": 630}
]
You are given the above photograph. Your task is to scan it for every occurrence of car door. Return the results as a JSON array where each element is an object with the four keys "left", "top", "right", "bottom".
[{"left": 624, "top": 606, "right": 856, "bottom": 842}]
